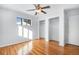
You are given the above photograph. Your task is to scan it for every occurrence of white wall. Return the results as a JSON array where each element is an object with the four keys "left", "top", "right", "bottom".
[
  {"left": 38, "top": 5, "right": 65, "bottom": 46},
  {"left": 49, "top": 17, "right": 59, "bottom": 42},
  {"left": 0, "top": 7, "right": 39, "bottom": 47},
  {"left": 39, "top": 21, "right": 45, "bottom": 38},
  {"left": 38, "top": 4, "right": 79, "bottom": 46},
  {"left": 45, "top": 19, "right": 49, "bottom": 41}
]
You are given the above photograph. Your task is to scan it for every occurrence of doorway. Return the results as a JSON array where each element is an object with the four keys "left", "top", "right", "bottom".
[
  {"left": 49, "top": 17, "right": 59, "bottom": 43},
  {"left": 65, "top": 9, "right": 79, "bottom": 46},
  {"left": 39, "top": 20, "right": 45, "bottom": 39}
]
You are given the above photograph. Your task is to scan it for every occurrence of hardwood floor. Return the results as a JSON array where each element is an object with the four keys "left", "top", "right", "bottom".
[
  {"left": 30, "top": 39, "right": 64, "bottom": 55},
  {"left": 64, "top": 44, "right": 79, "bottom": 55},
  {"left": 0, "top": 41, "right": 27, "bottom": 55},
  {"left": 0, "top": 39, "right": 79, "bottom": 55}
]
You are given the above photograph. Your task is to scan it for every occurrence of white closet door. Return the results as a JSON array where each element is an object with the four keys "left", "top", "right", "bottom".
[
  {"left": 39, "top": 21, "right": 45, "bottom": 38},
  {"left": 49, "top": 17, "right": 59, "bottom": 41},
  {"left": 69, "top": 15, "right": 79, "bottom": 45}
]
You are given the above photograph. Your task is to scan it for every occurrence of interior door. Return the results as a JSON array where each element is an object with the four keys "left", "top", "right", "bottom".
[
  {"left": 39, "top": 20, "right": 45, "bottom": 39},
  {"left": 49, "top": 17, "right": 59, "bottom": 42},
  {"left": 69, "top": 15, "right": 79, "bottom": 45}
]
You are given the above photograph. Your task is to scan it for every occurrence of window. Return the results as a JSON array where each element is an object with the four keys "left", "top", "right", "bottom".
[{"left": 17, "top": 16, "right": 32, "bottom": 40}]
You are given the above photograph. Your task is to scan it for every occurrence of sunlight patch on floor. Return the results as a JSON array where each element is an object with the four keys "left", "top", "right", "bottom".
[{"left": 17, "top": 41, "right": 32, "bottom": 55}]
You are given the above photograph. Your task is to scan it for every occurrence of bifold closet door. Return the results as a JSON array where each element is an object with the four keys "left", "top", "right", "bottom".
[
  {"left": 39, "top": 21, "right": 45, "bottom": 39},
  {"left": 49, "top": 17, "right": 59, "bottom": 42},
  {"left": 69, "top": 15, "right": 79, "bottom": 45}
]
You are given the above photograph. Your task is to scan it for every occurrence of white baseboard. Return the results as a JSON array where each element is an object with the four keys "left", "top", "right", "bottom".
[
  {"left": 0, "top": 40, "right": 29, "bottom": 47},
  {"left": 65, "top": 42, "right": 79, "bottom": 46}
]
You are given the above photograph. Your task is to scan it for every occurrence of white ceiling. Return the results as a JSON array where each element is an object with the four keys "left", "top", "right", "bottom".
[
  {"left": 1, "top": 4, "right": 54, "bottom": 15},
  {"left": 1, "top": 4, "right": 79, "bottom": 16}
]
